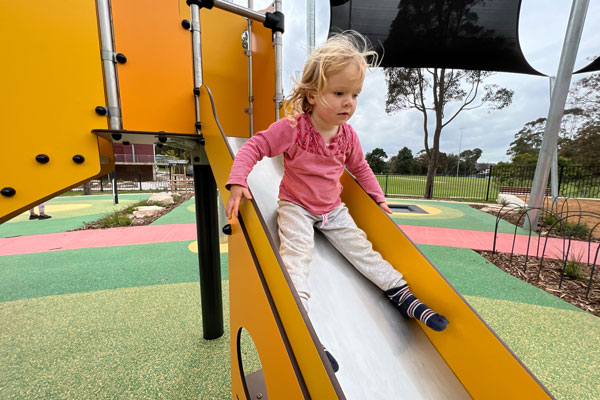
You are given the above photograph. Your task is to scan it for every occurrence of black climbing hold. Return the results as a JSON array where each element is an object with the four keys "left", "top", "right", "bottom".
[
  {"left": 157, "top": 143, "right": 163, "bottom": 148},
  {"left": 115, "top": 53, "right": 127, "bottom": 64},
  {"left": 158, "top": 136, "right": 168, "bottom": 143},
  {"left": 181, "top": 19, "right": 191, "bottom": 30},
  {"left": 72, "top": 155, "right": 85, "bottom": 164},
  {"left": 123, "top": 141, "right": 130, "bottom": 145},
  {"left": 264, "top": 11, "right": 284, "bottom": 34},
  {"left": 111, "top": 133, "right": 122, "bottom": 141},
  {"left": 222, "top": 224, "right": 232, "bottom": 235},
  {"left": 186, "top": 0, "right": 214, "bottom": 9},
  {"left": 35, "top": 154, "right": 50, "bottom": 164},
  {"left": 1, "top": 187, "right": 16, "bottom": 197},
  {"left": 95, "top": 106, "right": 108, "bottom": 116}
]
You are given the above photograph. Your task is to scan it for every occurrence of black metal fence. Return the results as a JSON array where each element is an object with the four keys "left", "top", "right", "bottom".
[
  {"left": 376, "top": 164, "right": 600, "bottom": 202},
  {"left": 73, "top": 172, "right": 194, "bottom": 193}
]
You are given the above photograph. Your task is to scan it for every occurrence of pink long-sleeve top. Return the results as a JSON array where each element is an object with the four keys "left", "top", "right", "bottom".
[{"left": 226, "top": 113, "right": 386, "bottom": 215}]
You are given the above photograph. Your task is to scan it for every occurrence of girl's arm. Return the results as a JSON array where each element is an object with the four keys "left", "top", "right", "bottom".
[
  {"left": 226, "top": 118, "right": 295, "bottom": 189},
  {"left": 225, "top": 118, "right": 295, "bottom": 218}
]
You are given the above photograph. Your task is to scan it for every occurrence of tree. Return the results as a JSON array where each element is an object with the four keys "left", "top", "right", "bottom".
[
  {"left": 507, "top": 109, "right": 589, "bottom": 164},
  {"left": 365, "top": 148, "right": 388, "bottom": 174},
  {"left": 382, "top": 0, "right": 514, "bottom": 197},
  {"left": 388, "top": 147, "right": 414, "bottom": 174},
  {"left": 560, "top": 124, "right": 600, "bottom": 169},
  {"left": 384, "top": 68, "right": 512, "bottom": 197},
  {"left": 459, "top": 148, "right": 483, "bottom": 175}
]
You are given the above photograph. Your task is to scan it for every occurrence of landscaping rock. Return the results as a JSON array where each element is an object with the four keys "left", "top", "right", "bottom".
[
  {"left": 132, "top": 205, "right": 165, "bottom": 219},
  {"left": 149, "top": 192, "right": 175, "bottom": 205}
]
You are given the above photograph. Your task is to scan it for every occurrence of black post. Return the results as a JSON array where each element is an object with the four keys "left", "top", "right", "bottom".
[
  {"left": 485, "top": 165, "right": 493, "bottom": 202},
  {"left": 558, "top": 164, "right": 565, "bottom": 196},
  {"left": 138, "top": 172, "right": 143, "bottom": 191},
  {"left": 193, "top": 164, "right": 224, "bottom": 340},
  {"left": 100, "top": 177, "right": 104, "bottom": 192},
  {"left": 110, "top": 171, "right": 119, "bottom": 205}
]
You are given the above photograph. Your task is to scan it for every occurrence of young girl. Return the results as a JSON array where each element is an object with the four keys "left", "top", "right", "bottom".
[{"left": 225, "top": 32, "right": 448, "bottom": 369}]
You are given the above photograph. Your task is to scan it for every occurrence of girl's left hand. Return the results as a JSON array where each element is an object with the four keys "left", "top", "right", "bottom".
[{"left": 378, "top": 202, "right": 392, "bottom": 214}]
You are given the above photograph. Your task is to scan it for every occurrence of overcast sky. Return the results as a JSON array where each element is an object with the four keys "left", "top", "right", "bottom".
[{"left": 240, "top": 0, "right": 599, "bottom": 163}]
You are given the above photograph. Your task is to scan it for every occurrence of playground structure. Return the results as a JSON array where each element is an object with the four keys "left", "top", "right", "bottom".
[{"left": 0, "top": 1, "right": 558, "bottom": 398}]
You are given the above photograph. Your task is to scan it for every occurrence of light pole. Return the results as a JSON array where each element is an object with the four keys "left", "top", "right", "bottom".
[{"left": 456, "top": 128, "right": 463, "bottom": 177}]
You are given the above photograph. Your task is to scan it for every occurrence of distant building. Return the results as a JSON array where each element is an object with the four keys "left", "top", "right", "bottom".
[{"left": 112, "top": 143, "right": 155, "bottom": 181}]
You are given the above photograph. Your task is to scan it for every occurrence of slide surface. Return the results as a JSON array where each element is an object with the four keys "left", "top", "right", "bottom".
[{"left": 228, "top": 138, "right": 470, "bottom": 399}]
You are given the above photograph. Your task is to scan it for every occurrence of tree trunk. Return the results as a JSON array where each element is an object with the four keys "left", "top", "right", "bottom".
[
  {"left": 424, "top": 149, "right": 438, "bottom": 199},
  {"left": 83, "top": 182, "right": 92, "bottom": 195}
]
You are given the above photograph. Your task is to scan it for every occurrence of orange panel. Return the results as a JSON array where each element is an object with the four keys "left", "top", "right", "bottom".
[
  {"left": 111, "top": 0, "right": 196, "bottom": 134},
  {"left": 251, "top": 22, "right": 278, "bottom": 133},
  {"left": 200, "top": 8, "right": 250, "bottom": 138}
]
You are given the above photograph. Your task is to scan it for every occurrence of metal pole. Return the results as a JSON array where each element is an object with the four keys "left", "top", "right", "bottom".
[
  {"left": 190, "top": 4, "right": 203, "bottom": 130},
  {"left": 549, "top": 76, "right": 559, "bottom": 203},
  {"left": 456, "top": 128, "right": 463, "bottom": 177},
  {"left": 307, "top": 0, "right": 315, "bottom": 55},
  {"left": 213, "top": 0, "right": 266, "bottom": 22},
  {"left": 274, "top": 0, "right": 283, "bottom": 119},
  {"left": 97, "top": 0, "right": 123, "bottom": 206},
  {"left": 188, "top": 5, "right": 223, "bottom": 339},
  {"left": 193, "top": 163, "right": 224, "bottom": 340},
  {"left": 524, "top": 0, "right": 589, "bottom": 231},
  {"left": 246, "top": 0, "right": 254, "bottom": 135}
]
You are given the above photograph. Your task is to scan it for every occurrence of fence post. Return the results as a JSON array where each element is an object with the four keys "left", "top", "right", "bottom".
[
  {"left": 139, "top": 173, "right": 143, "bottom": 191},
  {"left": 485, "top": 165, "right": 493, "bottom": 201},
  {"left": 385, "top": 174, "right": 389, "bottom": 196},
  {"left": 100, "top": 178, "right": 104, "bottom": 192},
  {"left": 558, "top": 164, "right": 564, "bottom": 196}
]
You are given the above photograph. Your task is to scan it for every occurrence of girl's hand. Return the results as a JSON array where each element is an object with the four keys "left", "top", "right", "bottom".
[
  {"left": 378, "top": 202, "right": 392, "bottom": 214},
  {"left": 226, "top": 184, "right": 253, "bottom": 219}
]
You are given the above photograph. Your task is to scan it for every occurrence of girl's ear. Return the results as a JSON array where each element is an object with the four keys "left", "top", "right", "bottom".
[{"left": 306, "top": 91, "right": 317, "bottom": 106}]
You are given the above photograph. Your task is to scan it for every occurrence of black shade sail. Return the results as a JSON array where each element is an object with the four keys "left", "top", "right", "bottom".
[
  {"left": 329, "top": 0, "right": 545, "bottom": 75},
  {"left": 574, "top": 56, "right": 600, "bottom": 74}
]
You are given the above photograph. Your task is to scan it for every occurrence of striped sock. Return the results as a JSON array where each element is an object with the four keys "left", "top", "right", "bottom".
[{"left": 385, "top": 285, "right": 448, "bottom": 332}]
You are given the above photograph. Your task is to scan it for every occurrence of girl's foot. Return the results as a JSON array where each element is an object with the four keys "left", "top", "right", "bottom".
[
  {"left": 323, "top": 346, "right": 339, "bottom": 372},
  {"left": 385, "top": 285, "right": 448, "bottom": 332}
]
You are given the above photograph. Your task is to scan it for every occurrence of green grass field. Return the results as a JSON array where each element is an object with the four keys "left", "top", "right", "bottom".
[
  {"left": 376, "top": 175, "right": 600, "bottom": 201},
  {"left": 376, "top": 175, "right": 498, "bottom": 201}
]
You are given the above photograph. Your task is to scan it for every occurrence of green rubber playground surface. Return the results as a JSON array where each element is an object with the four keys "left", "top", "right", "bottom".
[
  {"left": 420, "top": 245, "right": 600, "bottom": 400},
  {"left": 0, "top": 194, "right": 151, "bottom": 238},
  {"left": 1, "top": 197, "right": 598, "bottom": 399},
  {"left": 388, "top": 198, "right": 531, "bottom": 234},
  {"left": 151, "top": 197, "right": 197, "bottom": 225}
]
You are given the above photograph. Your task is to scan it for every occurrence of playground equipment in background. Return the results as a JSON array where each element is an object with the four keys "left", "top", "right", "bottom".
[
  {"left": 168, "top": 161, "right": 194, "bottom": 192},
  {"left": 0, "top": 0, "right": 553, "bottom": 398}
]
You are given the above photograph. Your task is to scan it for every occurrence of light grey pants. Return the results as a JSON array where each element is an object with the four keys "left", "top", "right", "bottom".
[{"left": 277, "top": 200, "right": 406, "bottom": 311}]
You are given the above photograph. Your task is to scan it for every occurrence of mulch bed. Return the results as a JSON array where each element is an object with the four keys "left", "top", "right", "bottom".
[
  {"left": 77, "top": 192, "right": 194, "bottom": 230},
  {"left": 471, "top": 202, "right": 600, "bottom": 317},
  {"left": 477, "top": 250, "right": 599, "bottom": 317}
]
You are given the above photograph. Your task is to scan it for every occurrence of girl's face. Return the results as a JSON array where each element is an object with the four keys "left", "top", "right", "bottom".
[{"left": 307, "top": 63, "right": 363, "bottom": 134}]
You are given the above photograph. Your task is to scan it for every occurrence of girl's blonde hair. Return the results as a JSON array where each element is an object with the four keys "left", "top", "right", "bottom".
[{"left": 286, "top": 31, "right": 379, "bottom": 118}]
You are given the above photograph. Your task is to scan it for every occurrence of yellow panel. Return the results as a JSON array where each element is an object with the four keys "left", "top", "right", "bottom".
[
  {"left": 229, "top": 222, "right": 307, "bottom": 399},
  {"left": 200, "top": 8, "right": 250, "bottom": 138},
  {"left": 198, "top": 12, "right": 339, "bottom": 398},
  {"left": 339, "top": 172, "right": 552, "bottom": 399},
  {"left": 0, "top": 1, "right": 108, "bottom": 224},
  {"left": 111, "top": 0, "right": 196, "bottom": 133}
]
